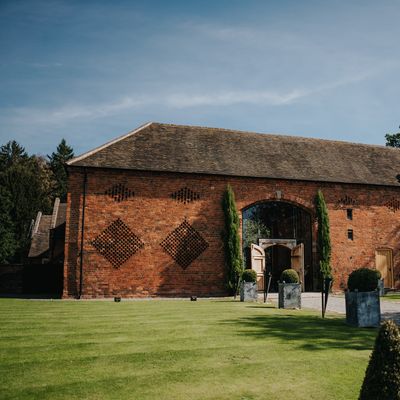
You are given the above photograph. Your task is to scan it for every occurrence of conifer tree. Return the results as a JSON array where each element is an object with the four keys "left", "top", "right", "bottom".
[
  {"left": 222, "top": 184, "right": 243, "bottom": 295},
  {"left": 0, "top": 141, "right": 54, "bottom": 262},
  {"left": 48, "top": 138, "right": 74, "bottom": 201},
  {"left": 316, "top": 189, "right": 331, "bottom": 278},
  {"left": 359, "top": 320, "right": 400, "bottom": 400},
  {"left": 0, "top": 185, "right": 16, "bottom": 263}
]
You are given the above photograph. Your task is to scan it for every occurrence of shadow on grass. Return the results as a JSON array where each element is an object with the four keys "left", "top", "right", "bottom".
[
  {"left": 382, "top": 312, "right": 400, "bottom": 323},
  {"left": 222, "top": 308, "right": 376, "bottom": 351},
  {"left": 0, "top": 293, "right": 62, "bottom": 299}
]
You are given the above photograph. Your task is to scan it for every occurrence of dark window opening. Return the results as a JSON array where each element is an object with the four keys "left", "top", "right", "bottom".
[
  {"left": 347, "top": 229, "right": 354, "bottom": 241},
  {"left": 242, "top": 201, "right": 312, "bottom": 291},
  {"left": 347, "top": 209, "right": 353, "bottom": 220}
]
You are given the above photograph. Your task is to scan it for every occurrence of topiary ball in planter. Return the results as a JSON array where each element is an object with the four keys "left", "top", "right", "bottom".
[
  {"left": 348, "top": 268, "right": 379, "bottom": 292},
  {"left": 240, "top": 269, "right": 258, "bottom": 302},
  {"left": 279, "top": 269, "right": 301, "bottom": 309},
  {"left": 345, "top": 267, "right": 381, "bottom": 327},
  {"left": 242, "top": 269, "right": 257, "bottom": 283},
  {"left": 280, "top": 269, "right": 300, "bottom": 284}
]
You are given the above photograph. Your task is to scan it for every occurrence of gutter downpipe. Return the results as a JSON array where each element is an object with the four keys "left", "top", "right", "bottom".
[{"left": 79, "top": 168, "right": 87, "bottom": 299}]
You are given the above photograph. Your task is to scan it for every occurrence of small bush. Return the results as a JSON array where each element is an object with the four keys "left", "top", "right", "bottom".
[
  {"left": 280, "top": 269, "right": 299, "bottom": 284},
  {"left": 348, "top": 268, "right": 379, "bottom": 292},
  {"left": 375, "top": 269, "right": 382, "bottom": 280},
  {"left": 359, "top": 320, "right": 400, "bottom": 400},
  {"left": 242, "top": 269, "right": 257, "bottom": 283}
]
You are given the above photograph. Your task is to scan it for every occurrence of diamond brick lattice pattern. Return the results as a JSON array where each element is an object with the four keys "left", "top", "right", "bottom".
[
  {"left": 337, "top": 195, "right": 356, "bottom": 207},
  {"left": 160, "top": 220, "right": 208, "bottom": 269},
  {"left": 171, "top": 187, "right": 200, "bottom": 204},
  {"left": 91, "top": 219, "right": 144, "bottom": 268},
  {"left": 105, "top": 183, "right": 134, "bottom": 202},
  {"left": 385, "top": 198, "right": 400, "bottom": 212}
]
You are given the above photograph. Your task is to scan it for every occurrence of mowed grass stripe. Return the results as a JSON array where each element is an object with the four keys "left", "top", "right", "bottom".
[{"left": 0, "top": 299, "right": 375, "bottom": 400}]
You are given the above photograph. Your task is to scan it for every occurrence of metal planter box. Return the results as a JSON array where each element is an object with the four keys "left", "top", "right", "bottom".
[
  {"left": 240, "top": 282, "right": 257, "bottom": 302},
  {"left": 345, "top": 290, "right": 381, "bottom": 327},
  {"left": 278, "top": 283, "right": 301, "bottom": 309}
]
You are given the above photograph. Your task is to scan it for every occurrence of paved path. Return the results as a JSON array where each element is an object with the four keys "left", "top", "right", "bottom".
[{"left": 267, "top": 292, "right": 400, "bottom": 323}]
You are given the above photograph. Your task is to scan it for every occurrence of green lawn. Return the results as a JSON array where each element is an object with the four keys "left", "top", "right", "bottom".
[
  {"left": 0, "top": 299, "right": 376, "bottom": 400},
  {"left": 382, "top": 293, "right": 400, "bottom": 301}
]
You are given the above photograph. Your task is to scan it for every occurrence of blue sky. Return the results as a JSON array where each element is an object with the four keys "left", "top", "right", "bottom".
[{"left": 1, "top": 0, "right": 400, "bottom": 156}]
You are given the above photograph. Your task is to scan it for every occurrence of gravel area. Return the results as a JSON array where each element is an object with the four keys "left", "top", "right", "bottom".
[{"left": 267, "top": 292, "right": 400, "bottom": 323}]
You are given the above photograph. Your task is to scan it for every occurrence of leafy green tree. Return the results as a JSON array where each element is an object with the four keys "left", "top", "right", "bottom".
[
  {"left": 0, "top": 141, "right": 54, "bottom": 262},
  {"left": 359, "top": 320, "right": 400, "bottom": 400},
  {"left": 48, "top": 139, "right": 74, "bottom": 201},
  {"left": 222, "top": 185, "right": 243, "bottom": 295},
  {"left": 243, "top": 218, "right": 270, "bottom": 249},
  {"left": 385, "top": 126, "right": 400, "bottom": 147},
  {"left": 316, "top": 190, "right": 331, "bottom": 278}
]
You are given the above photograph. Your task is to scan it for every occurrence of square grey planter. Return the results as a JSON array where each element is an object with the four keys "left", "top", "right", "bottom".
[
  {"left": 240, "top": 281, "right": 257, "bottom": 302},
  {"left": 345, "top": 290, "right": 381, "bottom": 327},
  {"left": 278, "top": 283, "right": 301, "bottom": 309}
]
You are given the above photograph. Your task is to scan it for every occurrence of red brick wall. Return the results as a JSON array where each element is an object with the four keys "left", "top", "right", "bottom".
[{"left": 63, "top": 168, "right": 400, "bottom": 298}]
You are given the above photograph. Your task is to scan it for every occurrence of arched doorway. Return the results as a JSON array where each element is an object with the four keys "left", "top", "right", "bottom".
[{"left": 242, "top": 201, "right": 313, "bottom": 291}]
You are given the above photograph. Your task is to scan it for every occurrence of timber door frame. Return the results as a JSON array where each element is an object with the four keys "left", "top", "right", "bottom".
[
  {"left": 258, "top": 239, "right": 304, "bottom": 291},
  {"left": 375, "top": 248, "right": 394, "bottom": 289}
]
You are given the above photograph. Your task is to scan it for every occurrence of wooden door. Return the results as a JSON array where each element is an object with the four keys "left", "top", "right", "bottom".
[
  {"left": 251, "top": 244, "right": 265, "bottom": 291},
  {"left": 291, "top": 243, "right": 305, "bottom": 291},
  {"left": 375, "top": 249, "right": 393, "bottom": 288}
]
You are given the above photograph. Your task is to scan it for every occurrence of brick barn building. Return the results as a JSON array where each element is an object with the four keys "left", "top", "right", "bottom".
[{"left": 63, "top": 122, "right": 400, "bottom": 298}]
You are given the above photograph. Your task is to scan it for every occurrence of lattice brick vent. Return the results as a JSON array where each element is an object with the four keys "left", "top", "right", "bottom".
[
  {"left": 337, "top": 195, "right": 356, "bottom": 207},
  {"left": 160, "top": 219, "right": 208, "bottom": 269},
  {"left": 104, "top": 183, "right": 134, "bottom": 202},
  {"left": 171, "top": 187, "right": 200, "bottom": 204},
  {"left": 385, "top": 198, "right": 400, "bottom": 212},
  {"left": 91, "top": 219, "right": 144, "bottom": 268}
]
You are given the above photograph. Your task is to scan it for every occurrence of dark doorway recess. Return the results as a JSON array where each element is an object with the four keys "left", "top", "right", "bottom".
[
  {"left": 242, "top": 201, "right": 313, "bottom": 291},
  {"left": 266, "top": 245, "right": 291, "bottom": 292}
]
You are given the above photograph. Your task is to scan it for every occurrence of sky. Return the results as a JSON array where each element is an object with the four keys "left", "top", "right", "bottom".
[{"left": 1, "top": 0, "right": 400, "bottom": 156}]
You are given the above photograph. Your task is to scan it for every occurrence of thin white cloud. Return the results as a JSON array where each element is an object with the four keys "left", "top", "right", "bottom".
[
  {"left": 3, "top": 97, "right": 146, "bottom": 125},
  {"left": 0, "top": 70, "right": 378, "bottom": 126}
]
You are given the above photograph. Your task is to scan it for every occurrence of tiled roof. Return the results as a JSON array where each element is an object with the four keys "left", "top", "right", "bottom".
[
  {"left": 28, "top": 200, "right": 67, "bottom": 259},
  {"left": 68, "top": 122, "right": 400, "bottom": 187},
  {"left": 28, "top": 215, "right": 52, "bottom": 258}
]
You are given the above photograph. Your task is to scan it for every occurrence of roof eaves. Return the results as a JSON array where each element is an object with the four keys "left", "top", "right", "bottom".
[{"left": 67, "top": 121, "right": 153, "bottom": 165}]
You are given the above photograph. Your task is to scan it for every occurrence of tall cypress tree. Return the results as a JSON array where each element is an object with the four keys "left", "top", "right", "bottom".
[
  {"left": 48, "top": 139, "right": 74, "bottom": 201},
  {"left": 222, "top": 184, "right": 243, "bottom": 295},
  {"left": 316, "top": 189, "right": 331, "bottom": 278}
]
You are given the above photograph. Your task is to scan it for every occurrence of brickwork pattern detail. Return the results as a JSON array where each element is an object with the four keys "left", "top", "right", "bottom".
[
  {"left": 160, "top": 219, "right": 209, "bottom": 269},
  {"left": 171, "top": 187, "right": 200, "bottom": 204},
  {"left": 91, "top": 218, "right": 144, "bottom": 268},
  {"left": 105, "top": 183, "right": 134, "bottom": 202}
]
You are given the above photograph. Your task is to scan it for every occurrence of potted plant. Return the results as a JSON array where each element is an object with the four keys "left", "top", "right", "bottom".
[
  {"left": 240, "top": 269, "right": 258, "bottom": 302},
  {"left": 278, "top": 269, "right": 301, "bottom": 309},
  {"left": 345, "top": 268, "right": 381, "bottom": 327}
]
